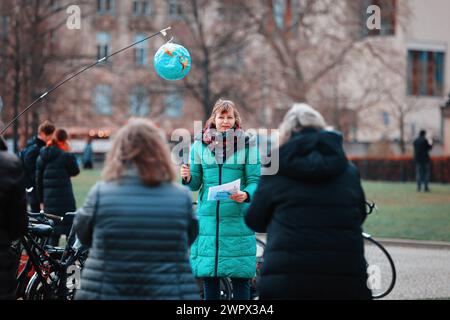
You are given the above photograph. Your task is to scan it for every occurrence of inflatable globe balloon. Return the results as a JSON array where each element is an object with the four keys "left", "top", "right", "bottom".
[{"left": 153, "top": 43, "right": 191, "bottom": 81}]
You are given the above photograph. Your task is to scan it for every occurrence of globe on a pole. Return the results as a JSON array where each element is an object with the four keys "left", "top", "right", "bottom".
[{"left": 153, "top": 43, "right": 191, "bottom": 81}]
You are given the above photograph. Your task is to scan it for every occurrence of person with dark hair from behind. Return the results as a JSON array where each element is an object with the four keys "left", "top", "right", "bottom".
[
  {"left": 413, "top": 130, "right": 433, "bottom": 192},
  {"left": 245, "top": 103, "right": 371, "bottom": 300},
  {"left": 0, "top": 136, "right": 28, "bottom": 300},
  {"left": 19, "top": 121, "right": 55, "bottom": 212},
  {"left": 36, "top": 129, "right": 80, "bottom": 246}
]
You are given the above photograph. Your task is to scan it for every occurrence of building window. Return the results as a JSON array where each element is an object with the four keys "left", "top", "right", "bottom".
[
  {"left": 50, "top": 0, "right": 61, "bottom": 11},
  {"left": 410, "top": 123, "right": 416, "bottom": 138},
  {"left": 133, "top": 34, "right": 148, "bottom": 66},
  {"left": 168, "top": 0, "right": 182, "bottom": 18},
  {"left": 382, "top": 111, "right": 390, "bottom": 126},
  {"left": 362, "top": 0, "right": 396, "bottom": 36},
  {"left": 130, "top": 86, "right": 150, "bottom": 116},
  {"left": 0, "top": 16, "right": 8, "bottom": 38},
  {"left": 165, "top": 90, "right": 184, "bottom": 118},
  {"left": 222, "top": 47, "right": 244, "bottom": 70},
  {"left": 96, "top": 32, "right": 111, "bottom": 64},
  {"left": 97, "top": 0, "right": 115, "bottom": 15},
  {"left": 407, "top": 50, "right": 445, "bottom": 97},
  {"left": 217, "top": 4, "right": 241, "bottom": 23},
  {"left": 93, "top": 84, "right": 112, "bottom": 115},
  {"left": 272, "top": 0, "right": 299, "bottom": 31},
  {"left": 133, "top": 0, "right": 151, "bottom": 16}
]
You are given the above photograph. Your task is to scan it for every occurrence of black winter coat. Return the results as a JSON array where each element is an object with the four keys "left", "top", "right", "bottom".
[
  {"left": 73, "top": 170, "right": 199, "bottom": 300},
  {"left": 20, "top": 137, "right": 46, "bottom": 208},
  {"left": 36, "top": 146, "right": 79, "bottom": 218},
  {"left": 21, "top": 137, "right": 46, "bottom": 189},
  {"left": 413, "top": 136, "right": 432, "bottom": 164},
  {"left": 0, "top": 151, "right": 28, "bottom": 299},
  {"left": 245, "top": 128, "right": 371, "bottom": 300}
]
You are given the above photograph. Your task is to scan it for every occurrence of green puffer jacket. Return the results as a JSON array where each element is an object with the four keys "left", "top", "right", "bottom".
[{"left": 184, "top": 137, "right": 261, "bottom": 278}]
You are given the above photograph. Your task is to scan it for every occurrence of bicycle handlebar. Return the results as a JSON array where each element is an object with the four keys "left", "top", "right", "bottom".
[
  {"left": 365, "top": 201, "right": 378, "bottom": 215},
  {"left": 27, "top": 211, "right": 76, "bottom": 223}
]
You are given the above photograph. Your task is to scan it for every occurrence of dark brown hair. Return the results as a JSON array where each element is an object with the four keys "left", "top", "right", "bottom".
[{"left": 38, "top": 121, "right": 55, "bottom": 136}]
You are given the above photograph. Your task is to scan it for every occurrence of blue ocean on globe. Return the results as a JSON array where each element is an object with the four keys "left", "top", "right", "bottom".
[{"left": 153, "top": 43, "right": 191, "bottom": 81}]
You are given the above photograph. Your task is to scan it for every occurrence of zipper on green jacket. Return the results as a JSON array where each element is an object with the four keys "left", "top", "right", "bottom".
[{"left": 214, "top": 163, "right": 222, "bottom": 277}]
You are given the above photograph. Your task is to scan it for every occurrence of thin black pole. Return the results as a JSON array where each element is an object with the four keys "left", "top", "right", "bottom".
[{"left": 0, "top": 26, "right": 171, "bottom": 135}]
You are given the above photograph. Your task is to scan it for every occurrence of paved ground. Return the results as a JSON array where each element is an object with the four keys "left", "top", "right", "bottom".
[
  {"left": 379, "top": 244, "right": 450, "bottom": 300},
  {"left": 256, "top": 234, "right": 450, "bottom": 300}
]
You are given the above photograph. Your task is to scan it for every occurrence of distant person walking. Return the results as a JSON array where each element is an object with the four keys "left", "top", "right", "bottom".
[
  {"left": 36, "top": 129, "right": 80, "bottom": 246},
  {"left": 19, "top": 121, "right": 55, "bottom": 212},
  {"left": 82, "top": 136, "right": 94, "bottom": 169},
  {"left": 413, "top": 130, "right": 433, "bottom": 192}
]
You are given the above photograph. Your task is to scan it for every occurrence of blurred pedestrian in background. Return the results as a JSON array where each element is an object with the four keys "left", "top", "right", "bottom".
[
  {"left": 413, "top": 130, "right": 433, "bottom": 192},
  {"left": 36, "top": 128, "right": 79, "bottom": 246},
  {"left": 18, "top": 121, "right": 55, "bottom": 212},
  {"left": 82, "top": 136, "right": 94, "bottom": 170}
]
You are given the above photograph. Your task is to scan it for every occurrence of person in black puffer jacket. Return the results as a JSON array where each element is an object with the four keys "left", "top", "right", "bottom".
[
  {"left": 73, "top": 119, "right": 199, "bottom": 300},
  {"left": 245, "top": 103, "right": 371, "bottom": 300},
  {"left": 18, "top": 121, "right": 55, "bottom": 212},
  {"left": 36, "top": 129, "right": 79, "bottom": 245},
  {"left": 0, "top": 136, "right": 28, "bottom": 300}
]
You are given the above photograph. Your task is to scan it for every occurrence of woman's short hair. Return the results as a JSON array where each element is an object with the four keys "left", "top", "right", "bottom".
[
  {"left": 205, "top": 98, "right": 242, "bottom": 129},
  {"left": 279, "top": 103, "right": 326, "bottom": 146},
  {"left": 102, "top": 118, "right": 175, "bottom": 185}
]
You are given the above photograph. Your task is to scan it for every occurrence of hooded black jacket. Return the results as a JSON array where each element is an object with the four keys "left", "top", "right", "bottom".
[
  {"left": 0, "top": 150, "right": 27, "bottom": 299},
  {"left": 245, "top": 128, "right": 371, "bottom": 300},
  {"left": 36, "top": 146, "right": 79, "bottom": 217}
]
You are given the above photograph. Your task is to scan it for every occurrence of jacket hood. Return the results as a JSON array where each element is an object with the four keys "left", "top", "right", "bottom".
[
  {"left": 278, "top": 128, "right": 348, "bottom": 182},
  {"left": 40, "top": 145, "right": 64, "bottom": 163}
]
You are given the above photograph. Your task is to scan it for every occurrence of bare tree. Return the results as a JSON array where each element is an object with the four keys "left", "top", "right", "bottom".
[
  {"left": 240, "top": 0, "right": 411, "bottom": 128},
  {"left": 166, "top": 0, "right": 258, "bottom": 121},
  {"left": 0, "top": 0, "right": 92, "bottom": 151}
]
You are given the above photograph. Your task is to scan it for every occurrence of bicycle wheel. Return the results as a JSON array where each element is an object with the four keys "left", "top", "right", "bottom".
[
  {"left": 25, "top": 272, "right": 58, "bottom": 300},
  {"left": 220, "top": 278, "right": 232, "bottom": 300},
  {"left": 363, "top": 233, "right": 396, "bottom": 299},
  {"left": 251, "top": 238, "right": 266, "bottom": 300}
]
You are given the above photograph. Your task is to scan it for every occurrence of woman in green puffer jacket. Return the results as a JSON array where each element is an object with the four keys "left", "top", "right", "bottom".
[{"left": 181, "top": 99, "right": 261, "bottom": 300}]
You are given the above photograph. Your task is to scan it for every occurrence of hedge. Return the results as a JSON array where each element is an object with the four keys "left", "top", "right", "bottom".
[{"left": 348, "top": 156, "right": 450, "bottom": 183}]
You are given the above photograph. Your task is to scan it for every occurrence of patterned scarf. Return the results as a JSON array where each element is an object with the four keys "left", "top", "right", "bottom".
[{"left": 202, "top": 125, "right": 246, "bottom": 163}]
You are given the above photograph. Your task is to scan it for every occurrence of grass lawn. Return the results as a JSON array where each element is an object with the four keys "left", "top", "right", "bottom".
[
  {"left": 361, "top": 181, "right": 450, "bottom": 242},
  {"left": 72, "top": 169, "right": 450, "bottom": 242}
]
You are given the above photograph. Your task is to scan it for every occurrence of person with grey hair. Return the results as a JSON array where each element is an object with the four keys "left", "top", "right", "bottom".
[{"left": 245, "top": 103, "right": 371, "bottom": 300}]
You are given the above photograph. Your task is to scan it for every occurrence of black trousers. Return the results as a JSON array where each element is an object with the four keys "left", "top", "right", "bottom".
[{"left": 416, "top": 163, "right": 430, "bottom": 191}]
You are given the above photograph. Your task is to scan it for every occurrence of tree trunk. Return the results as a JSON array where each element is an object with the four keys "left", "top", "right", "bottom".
[{"left": 12, "top": 17, "right": 21, "bottom": 153}]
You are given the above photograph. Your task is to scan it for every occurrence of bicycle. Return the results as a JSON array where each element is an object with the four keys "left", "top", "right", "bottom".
[
  {"left": 14, "top": 211, "right": 88, "bottom": 300},
  {"left": 220, "top": 201, "right": 396, "bottom": 300},
  {"left": 363, "top": 201, "right": 397, "bottom": 299}
]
